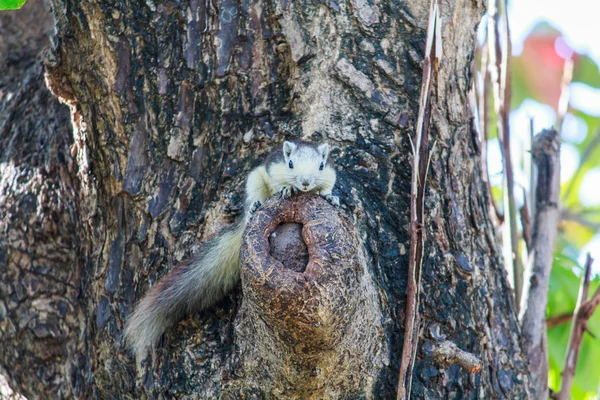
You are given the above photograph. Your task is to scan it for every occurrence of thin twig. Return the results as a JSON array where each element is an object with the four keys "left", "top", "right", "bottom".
[
  {"left": 488, "top": 0, "right": 521, "bottom": 309},
  {"left": 478, "top": 43, "right": 489, "bottom": 144},
  {"left": 556, "top": 58, "right": 574, "bottom": 130},
  {"left": 478, "top": 43, "right": 504, "bottom": 224},
  {"left": 521, "top": 117, "right": 534, "bottom": 263},
  {"left": 396, "top": 1, "right": 440, "bottom": 398},
  {"left": 519, "top": 129, "right": 561, "bottom": 400},
  {"left": 500, "top": 0, "right": 512, "bottom": 119},
  {"left": 557, "top": 255, "right": 598, "bottom": 400},
  {"left": 500, "top": 0, "right": 521, "bottom": 312},
  {"left": 527, "top": 117, "right": 536, "bottom": 226},
  {"left": 519, "top": 195, "right": 532, "bottom": 253},
  {"left": 546, "top": 312, "right": 574, "bottom": 329},
  {"left": 581, "top": 281, "right": 600, "bottom": 320}
]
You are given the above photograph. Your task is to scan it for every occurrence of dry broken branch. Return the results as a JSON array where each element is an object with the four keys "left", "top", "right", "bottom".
[
  {"left": 396, "top": 0, "right": 441, "bottom": 398},
  {"left": 557, "top": 254, "right": 598, "bottom": 400},
  {"left": 432, "top": 340, "right": 483, "bottom": 373},
  {"left": 519, "top": 128, "right": 561, "bottom": 400}
]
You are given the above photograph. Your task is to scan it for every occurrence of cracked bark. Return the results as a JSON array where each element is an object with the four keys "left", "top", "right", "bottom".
[
  {"left": 1, "top": 0, "right": 534, "bottom": 398},
  {"left": 237, "top": 193, "right": 385, "bottom": 397},
  {"left": 0, "top": 1, "right": 84, "bottom": 398}
]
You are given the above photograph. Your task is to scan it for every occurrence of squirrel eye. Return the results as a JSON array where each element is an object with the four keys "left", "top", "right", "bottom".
[
  {"left": 319, "top": 162, "right": 324, "bottom": 171},
  {"left": 288, "top": 160, "right": 294, "bottom": 169}
]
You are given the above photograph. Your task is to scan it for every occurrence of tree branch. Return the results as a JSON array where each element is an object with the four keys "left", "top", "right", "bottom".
[
  {"left": 522, "top": 117, "right": 535, "bottom": 261},
  {"left": 488, "top": 0, "right": 521, "bottom": 309},
  {"left": 520, "top": 189, "right": 532, "bottom": 253},
  {"left": 396, "top": 1, "right": 440, "bottom": 398},
  {"left": 546, "top": 312, "right": 574, "bottom": 329},
  {"left": 477, "top": 43, "right": 504, "bottom": 225},
  {"left": 557, "top": 254, "right": 597, "bottom": 400},
  {"left": 432, "top": 340, "right": 483, "bottom": 373},
  {"left": 519, "top": 128, "right": 561, "bottom": 400}
]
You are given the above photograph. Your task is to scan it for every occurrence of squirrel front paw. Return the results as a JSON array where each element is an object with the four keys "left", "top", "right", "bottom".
[
  {"left": 246, "top": 201, "right": 262, "bottom": 222},
  {"left": 279, "top": 186, "right": 296, "bottom": 199},
  {"left": 321, "top": 194, "right": 340, "bottom": 207},
  {"left": 250, "top": 201, "right": 262, "bottom": 214}
]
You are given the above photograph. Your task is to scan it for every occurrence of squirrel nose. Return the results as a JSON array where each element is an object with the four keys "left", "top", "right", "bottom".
[{"left": 302, "top": 181, "right": 310, "bottom": 187}]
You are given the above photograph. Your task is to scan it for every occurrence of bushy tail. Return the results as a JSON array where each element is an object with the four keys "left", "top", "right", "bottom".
[{"left": 124, "top": 220, "right": 245, "bottom": 359}]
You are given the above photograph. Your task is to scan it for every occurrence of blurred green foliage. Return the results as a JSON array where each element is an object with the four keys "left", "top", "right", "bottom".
[
  {"left": 498, "top": 23, "right": 600, "bottom": 399},
  {"left": 0, "top": 0, "right": 26, "bottom": 11},
  {"left": 573, "top": 55, "right": 600, "bottom": 89},
  {"left": 548, "top": 256, "right": 600, "bottom": 399}
]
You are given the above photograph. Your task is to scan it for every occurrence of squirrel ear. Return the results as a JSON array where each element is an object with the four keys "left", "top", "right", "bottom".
[
  {"left": 318, "top": 143, "right": 329, "bottom": 161},
  {"left": 283, "top": 141, "right": 296, "bottom": 161}
]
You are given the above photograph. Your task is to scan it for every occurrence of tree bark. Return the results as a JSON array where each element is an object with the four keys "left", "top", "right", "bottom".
[
  {"left": 0, "top": 1, "right": 84, "bottom": 398},
  {"left": 0, "top": 0, "right": 535, "bottom": 398}
]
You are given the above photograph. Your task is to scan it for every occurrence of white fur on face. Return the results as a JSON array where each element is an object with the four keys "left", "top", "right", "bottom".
[
  {"left": 284, "top": 143, "right": 329, "bottom": 192},
  {"left": 283, "top": 141, "right": 297, "bottom": 162},
  {"left": 318, "top": 143, "right": 329, "bottom": 160}
]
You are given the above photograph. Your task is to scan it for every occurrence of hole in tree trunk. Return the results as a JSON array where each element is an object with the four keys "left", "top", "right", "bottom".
[{"left": 268, "top": 223, "right": 309, "bottom": 272}]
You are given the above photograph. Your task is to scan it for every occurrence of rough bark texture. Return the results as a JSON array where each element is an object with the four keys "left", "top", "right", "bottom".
[
  {"left": 0, "top": 0, "right": 535, "bottom": 398},
  {"left": 0, "top": 1, "right": 84, "bottom": 398},
  {"left": 238, "top": 193, "right": 385, "bottom": 398}
]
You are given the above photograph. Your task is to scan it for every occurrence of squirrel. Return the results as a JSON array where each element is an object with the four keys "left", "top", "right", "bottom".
[{"left": 124, "top": 140, "right": 339, "bottom": 359}]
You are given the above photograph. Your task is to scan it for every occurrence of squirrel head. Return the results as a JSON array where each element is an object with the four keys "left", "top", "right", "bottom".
[{"left": 282, "top": 141, "right": 330, "bottom": 192}]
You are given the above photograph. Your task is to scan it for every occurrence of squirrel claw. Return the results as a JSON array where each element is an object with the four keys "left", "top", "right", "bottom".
[
  {"left": 321, "top": 194, "right": 340, "bottom": 207},
  {"left": 280, "top": 186, "right": 296, "bottom": 199},
  {"left": 250, "top": 201, "right": 262, "bottom": 214},
  {"left": 246, "top": 201, "right": 262, "bottom": 222}
]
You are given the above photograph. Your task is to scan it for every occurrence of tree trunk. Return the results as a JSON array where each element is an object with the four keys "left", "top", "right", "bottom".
[
  {"left": 0, "top": 0, "right": 534, "bottom": 397},
  {"left": 0, "top": 1, "right": 83, "bottom": 398}
]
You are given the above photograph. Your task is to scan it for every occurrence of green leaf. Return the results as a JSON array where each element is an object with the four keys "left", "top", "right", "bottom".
[
  {"left": 0, "top": 0, "right": 26, "bottom": 10},
  {"left": 548, "top": 322, "right": 571, "bottom": 392},
  {"left": 573, "top": 54, "right": 600, "bottom": 89},
  {"left": 547, "top": 255, "right": 580, "bottom": 316}
]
